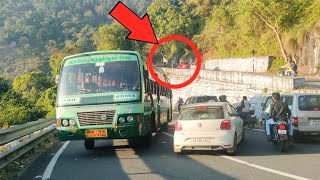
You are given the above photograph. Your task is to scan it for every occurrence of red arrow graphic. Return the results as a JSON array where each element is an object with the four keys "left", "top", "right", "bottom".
[{"left": 109, "top": 1, "right": 158, "bottom": 44}]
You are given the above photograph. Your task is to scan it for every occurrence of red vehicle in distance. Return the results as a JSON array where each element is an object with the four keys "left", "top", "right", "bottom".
[{"left": 178, "top": 60, "right": 190, "bottom": 69}]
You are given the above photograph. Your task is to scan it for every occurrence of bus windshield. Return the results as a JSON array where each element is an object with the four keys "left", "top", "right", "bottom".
[{"left": 58, "top": 55, "right": 141, "bottom": 106}]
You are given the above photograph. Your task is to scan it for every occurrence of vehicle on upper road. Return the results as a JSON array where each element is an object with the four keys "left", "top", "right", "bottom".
[
  {"left": 56, "top": 50, "right": 172, "bottom": 150},
  {"left": 174, "top": 102, "right": 244, "bottom": 155},
  {"left": 178, "top": 60, "right": 190, "bottom": 69},
  {"left": 261, "top": 93, "right": 320, "bottom": 142}
]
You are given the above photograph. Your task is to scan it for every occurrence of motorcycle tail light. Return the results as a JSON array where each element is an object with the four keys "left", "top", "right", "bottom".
[
  {"left": 279, "top": 124, "right": 286, "bottom": 130},
  {"left": 293, "top": 118, "right": 298, "bottom": 127}
]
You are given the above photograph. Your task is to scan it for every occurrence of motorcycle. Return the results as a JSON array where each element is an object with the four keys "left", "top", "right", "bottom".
[
  {"left": 278, "top": 69, "right": 297, "bottom": 77},
  {"left": 239, "top": 109, "right": 257, "bottom": 129},
  {"left": 269, "top": 119, "right": 291, "bottom": 152}
]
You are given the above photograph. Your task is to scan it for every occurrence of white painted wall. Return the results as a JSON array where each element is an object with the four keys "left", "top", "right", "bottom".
[{"left": 204, "top": 56, "right": 274, "bottom": 72}]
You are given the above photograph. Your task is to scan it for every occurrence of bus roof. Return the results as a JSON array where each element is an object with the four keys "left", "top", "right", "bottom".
[{"left": 63, "top": 50, "right": 141, "bottom": 60}]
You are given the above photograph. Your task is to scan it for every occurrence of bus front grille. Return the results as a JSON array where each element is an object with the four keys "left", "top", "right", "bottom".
[{"left": 77, "top": 110, "right": 116, "bottom": 126}]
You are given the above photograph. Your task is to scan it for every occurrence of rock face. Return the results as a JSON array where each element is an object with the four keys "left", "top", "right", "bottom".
[{"left": 295, "top": 23, "right": 320, "bottom": 74}]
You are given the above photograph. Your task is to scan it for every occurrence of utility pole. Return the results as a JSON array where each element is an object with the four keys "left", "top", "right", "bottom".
[{"left": 251, "top": 49, "right": 256, "bottom": 72}]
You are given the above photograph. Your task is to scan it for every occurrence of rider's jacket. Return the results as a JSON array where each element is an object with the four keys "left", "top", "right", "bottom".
[{"left": 269, "top": 100, "right": 291, "bottom": 121}]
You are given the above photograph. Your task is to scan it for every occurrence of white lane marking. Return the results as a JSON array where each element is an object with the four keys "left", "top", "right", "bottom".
[
  {"left": 162, "top": 133, "right": 310, "bottom": 180},
  {"left": 162, "top": 132, "right": 173, "bottom": 137},
  {"left": 42, "top": 141, "right": 70, "bottom": 180},
  {"left": 244, "top": 127, "right": 265, "bottom": 132},
  {"left": 221, "top": 156, "right": 310, "bottom": 180}
]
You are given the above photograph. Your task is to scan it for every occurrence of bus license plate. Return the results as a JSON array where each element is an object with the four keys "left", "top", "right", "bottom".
[
  {"left": 278, "top": 130, "right": 287, "bottom": 135},
  {"left": 85, "top": 129, "right": 108, "bottom": 138}
]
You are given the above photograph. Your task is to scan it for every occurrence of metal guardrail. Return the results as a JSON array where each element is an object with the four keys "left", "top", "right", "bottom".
[{"left": 0, "top": 118, "right": 56, "bottom": 170}]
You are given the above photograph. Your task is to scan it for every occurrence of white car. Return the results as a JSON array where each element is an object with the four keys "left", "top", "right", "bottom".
[{"left": 174, "top": 102, "right": 244, "bottom": 155}]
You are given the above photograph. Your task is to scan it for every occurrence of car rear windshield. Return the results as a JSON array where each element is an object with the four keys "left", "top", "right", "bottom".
[
  {"left": 180, "top": 107, "right": 224, "bottom": 120},
  {"left": 298, "top": 95, "right": 320, "bottom": 111}
]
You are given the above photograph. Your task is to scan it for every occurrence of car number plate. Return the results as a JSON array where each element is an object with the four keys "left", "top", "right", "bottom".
[
  {"left": 85, "top": 129, "right": 108, "bottom": 138},
  {"left": 278, "top": 130, "right": 287, "bottom": 134},
  {"left": 312, "top": 120, "right": 320, "bottom": 126},
  {"left": 192, "top": 139, "right": 211, "bottom": 144}
]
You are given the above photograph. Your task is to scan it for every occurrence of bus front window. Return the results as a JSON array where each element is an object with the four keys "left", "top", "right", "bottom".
[{"left": 58, "top": 61, "right": 141, "bottom": 97}]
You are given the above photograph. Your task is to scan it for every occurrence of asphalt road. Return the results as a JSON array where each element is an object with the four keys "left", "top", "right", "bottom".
[{"left": 19, "top": 115, "right": 320, "bottom": 180}]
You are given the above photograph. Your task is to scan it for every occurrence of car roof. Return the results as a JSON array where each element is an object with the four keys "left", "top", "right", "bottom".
[
  {"left": 186, "top": 95, "right": 217, "bottom": 98},
  {"left": 182, "top": 102, "right": 229, "bottom": 109},
  {"left": 281, "top": 93, "right": 320, "bottom": 96},
  {"left": 264, "top": 93, "right": 320, "bottom": 97}
]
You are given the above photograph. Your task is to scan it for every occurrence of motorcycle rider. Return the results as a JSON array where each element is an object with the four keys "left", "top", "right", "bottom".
[
  {"left": 238, "top": 96, "right": 251, "bottom": 120},
  {"left": 265, "top": 92, "right": 294, "bottom": 142},
  {"left": 177, "top": 97, "right": 184, "bottom": 113}
]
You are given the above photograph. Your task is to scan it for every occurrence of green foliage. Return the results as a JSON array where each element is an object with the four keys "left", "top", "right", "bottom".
[
  {"left": 0, "top": 77, "right": 9, "bottom": 96},
  {"left": 267, "top": 58, "right": 286, "bottom": 74},
  {"left": 36, "top": 86, "right": 57, "bottom": 118},
  {"left": 147, "top": 0, "right": 203, "bottom": 64},
  {"left": 94, "top": 22, "right": 133, "bottom": 51},
  {"left": 262, "top": 87, "right": 268, "bottom": 94},
  {"left": 0, "top": 90, "right": 45, "bottom": 127},
  {"left": 12, "top": 71, "right": 52, "bottom": 103},
  {"left": 0, "top": 0, "right": 152, "bottom": 79}
]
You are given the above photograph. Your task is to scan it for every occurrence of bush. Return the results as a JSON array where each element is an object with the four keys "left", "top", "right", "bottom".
[{"left": 0, "top": 90, "right": 46, "bottom": 127}]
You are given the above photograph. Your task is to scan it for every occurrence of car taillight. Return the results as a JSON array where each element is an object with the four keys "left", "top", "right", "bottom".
[
  {"left": 220, "top": 120, "right": 231, "bottom": 130},
  {"left": 175, "top": 121, "right": 182, "bottom": 131},
  {"left": 279, "top": 124, "right": 286, "bottom": 130},
  {"left": 293, "top": 118, "right": 298, "bottom": 127}
]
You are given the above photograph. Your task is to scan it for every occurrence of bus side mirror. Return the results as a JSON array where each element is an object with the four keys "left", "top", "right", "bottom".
[
  {"left": 144, "top": 70, "right": 149, "bottom": 78},
  {"left": 55, "top": 75, "right": 59, "bottom": 84}
]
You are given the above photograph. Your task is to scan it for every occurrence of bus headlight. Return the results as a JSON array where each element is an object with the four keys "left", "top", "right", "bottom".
[
  {"left": 69, "top": 119, "right": 76, "bottom": 126},
  {"left": 127, "top": 116, "right": 134, "bottom": 123},
  {"left": 118, "top": 117, "right": 126, "bottom": 124},
  {"left": 61, "top": 119, "right": 69, "bottom": 127}
]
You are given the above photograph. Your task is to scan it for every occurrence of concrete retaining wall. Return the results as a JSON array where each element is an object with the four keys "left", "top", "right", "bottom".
[
  {"left": 204, "top": 56, "right": 274, "bottom": 72},
  {"left": 163, "top": 68, "right": 318, "bottom": 119}
]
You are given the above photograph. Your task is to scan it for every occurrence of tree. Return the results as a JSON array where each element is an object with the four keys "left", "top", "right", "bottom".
[
  {"left": 0, "top": 77, "right": 9, "bottom": 96},
  {"left": 93, "top": 22, "right": 133, "bottom": 51},
  {"left": 36, "top": 85, "right": 57, "bottom": 118},
  {"left": 12, "top": 71, "right": 52, "bottom": 103},
  {"left": 246, "top": 0, "right": 311, "bottom": 62},
  {"left": 147, "top": 0, "right": 202, "bottom": 65},
  {"left": 0, "top": 90, "right": 46, "bottom": 127}
]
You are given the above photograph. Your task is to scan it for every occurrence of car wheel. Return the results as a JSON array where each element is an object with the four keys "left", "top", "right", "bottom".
[
  {"left": 241, "top": 128, "right": 245, "bottom": 143},
  {"left": 84, "top": 139, "right": 95, "bottom": 150},
  {"left": 226, "top": 134, "right": 238, "bottom": 156},
  {"left": 174, "top": 149, "right": 183, "bottom": 154}
]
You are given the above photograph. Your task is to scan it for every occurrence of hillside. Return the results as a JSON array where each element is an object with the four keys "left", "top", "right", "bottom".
[
  {"left": 0, "top": 0, "right": 152, "bottom": 79},
  {"left": 0, "top": 0, "right": 320, "bottom": 79}
]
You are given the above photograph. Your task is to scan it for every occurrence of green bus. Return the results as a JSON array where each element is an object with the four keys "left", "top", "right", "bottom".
[{"left": 56, "top": 50, "right": 172, "bottom": 149}]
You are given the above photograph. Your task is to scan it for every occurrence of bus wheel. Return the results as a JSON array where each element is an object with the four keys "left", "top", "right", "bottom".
[{"left": 84, "top": 139, "right": 94, "bottom": 150}]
